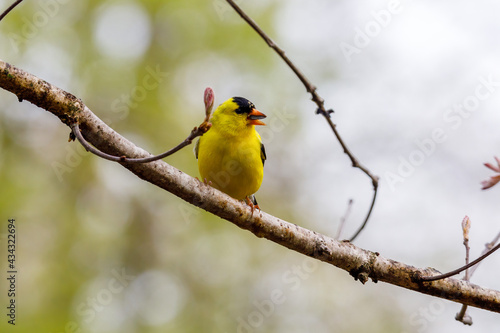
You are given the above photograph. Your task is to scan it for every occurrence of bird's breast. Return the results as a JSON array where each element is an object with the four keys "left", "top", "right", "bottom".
[{"left": 197, "top": 130, "right": 264, "bottom": 200}]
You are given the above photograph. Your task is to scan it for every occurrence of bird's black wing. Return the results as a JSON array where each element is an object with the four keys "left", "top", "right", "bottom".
[{"left": 260, "top": 142, "right": 266, "bottom": 166}]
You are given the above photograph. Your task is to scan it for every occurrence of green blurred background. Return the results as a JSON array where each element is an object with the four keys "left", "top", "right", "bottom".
[{"left": 1, "top": 0, "right": 500, "bottom": 332}]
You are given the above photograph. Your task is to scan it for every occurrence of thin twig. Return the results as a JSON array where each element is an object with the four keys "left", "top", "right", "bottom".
[
  {"left": 421, "top": 242, "right": 500, "bottom": 282},
  {"left": 225, "top": 0, "right": 379, "bottom": 242},
  {"left": 71, "top": 87, "right": 214, "bottom": 164},
  {"left": 0, "top": 0, "right": 23, "bottom": 22},
  {"left": 469, "top": 231, "right": 500, "bottom": 277},
  {"left": 71, "top": 122, "right": 209, "bottom": 163},
  {"left": 336, "top": 199, "right": 353, "bottom": 240},
  {"left": 456, "top": 217, "right": 473, "bottom": 325},
  {"left": 349, "top": 187, "right": 378, "bottom": 241},
  {"left": 456, "top": 304, "right": 473, "bottom": 325},
  {"left": 462, "top": 216, "right": 471, "bottom": 282}
]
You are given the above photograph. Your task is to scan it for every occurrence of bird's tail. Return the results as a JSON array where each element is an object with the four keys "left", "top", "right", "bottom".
[{"left": 250, "top": 194, "right": 259, "bottom": 207}]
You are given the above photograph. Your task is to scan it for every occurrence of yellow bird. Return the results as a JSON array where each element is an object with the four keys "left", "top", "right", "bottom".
[{"left": 195, "top": 97, "right": 266, "bottom": 208}]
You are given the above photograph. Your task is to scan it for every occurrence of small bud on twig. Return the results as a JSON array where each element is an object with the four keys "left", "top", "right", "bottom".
[
  {"left": 198, "top": 87, "right": 214, "bottom": 134},
  {"left": 462, "top": 216, "right": 471, "bottom": 243},
  {"left": 204, "top": 87, "right": 214, "bottom": 122}
]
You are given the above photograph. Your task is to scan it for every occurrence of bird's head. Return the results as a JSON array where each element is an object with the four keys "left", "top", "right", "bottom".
[{"left": 210, "top": 97, "right": 266, "bottom": 135}]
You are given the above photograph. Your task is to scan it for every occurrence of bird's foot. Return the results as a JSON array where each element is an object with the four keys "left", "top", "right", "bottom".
[
  {"left": 195, "top": 177, "right": 212, "bottom": 186},
  {"left": 245, "top": 196, "right": 260, "bottom": 214}
]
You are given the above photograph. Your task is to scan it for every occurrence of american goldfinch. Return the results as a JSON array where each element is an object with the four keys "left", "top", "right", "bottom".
[{"left": 195, "top": 97, "right": 266, "bottom": 208}]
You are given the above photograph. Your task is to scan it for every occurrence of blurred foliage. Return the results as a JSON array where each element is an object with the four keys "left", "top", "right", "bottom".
[{"left": 0, "top": 1, "right": 407, "bottom": 333}]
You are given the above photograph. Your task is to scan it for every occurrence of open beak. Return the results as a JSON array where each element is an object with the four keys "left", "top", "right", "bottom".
[{"left": 247, "top": 108, "right": 266, "bottom": 126}]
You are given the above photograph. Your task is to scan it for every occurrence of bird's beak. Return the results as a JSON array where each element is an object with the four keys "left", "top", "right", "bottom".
[{"left": 247, "top": 108, "right": 266, "bottom": 126}]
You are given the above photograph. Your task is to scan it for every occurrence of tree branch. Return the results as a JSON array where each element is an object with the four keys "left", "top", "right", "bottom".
[{"left": 1, "top": 59, "right": 500, "bottom": 313}]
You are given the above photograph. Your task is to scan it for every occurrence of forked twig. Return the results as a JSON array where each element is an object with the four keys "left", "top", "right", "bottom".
[
  {"left": 456, "top": 217, "right": 473, "bottom": 325},
  {"left": 225, "top": 0, "right": 379, "bottom": 241},
  {"left": 336, "top": 199, "right": 353, "bottom": 240},
  {"left": 421, "top": 242, "right": 500, "bottom": 282}
]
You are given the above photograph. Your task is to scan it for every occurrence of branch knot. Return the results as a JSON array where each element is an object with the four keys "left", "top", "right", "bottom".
[
  {"left": 315, "top": 108, "right": 334, "bottom": 118},
  {"left": 349, "top": 251, "right": 379, "bottom": 284}
]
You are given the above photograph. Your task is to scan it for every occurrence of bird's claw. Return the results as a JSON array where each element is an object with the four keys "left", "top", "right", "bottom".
[
  {"left": 195, "top": 177, "right": 212, "bottom": 186},
  {"left": 245, "top": 197, "right": 260, "bottom": 214}
]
